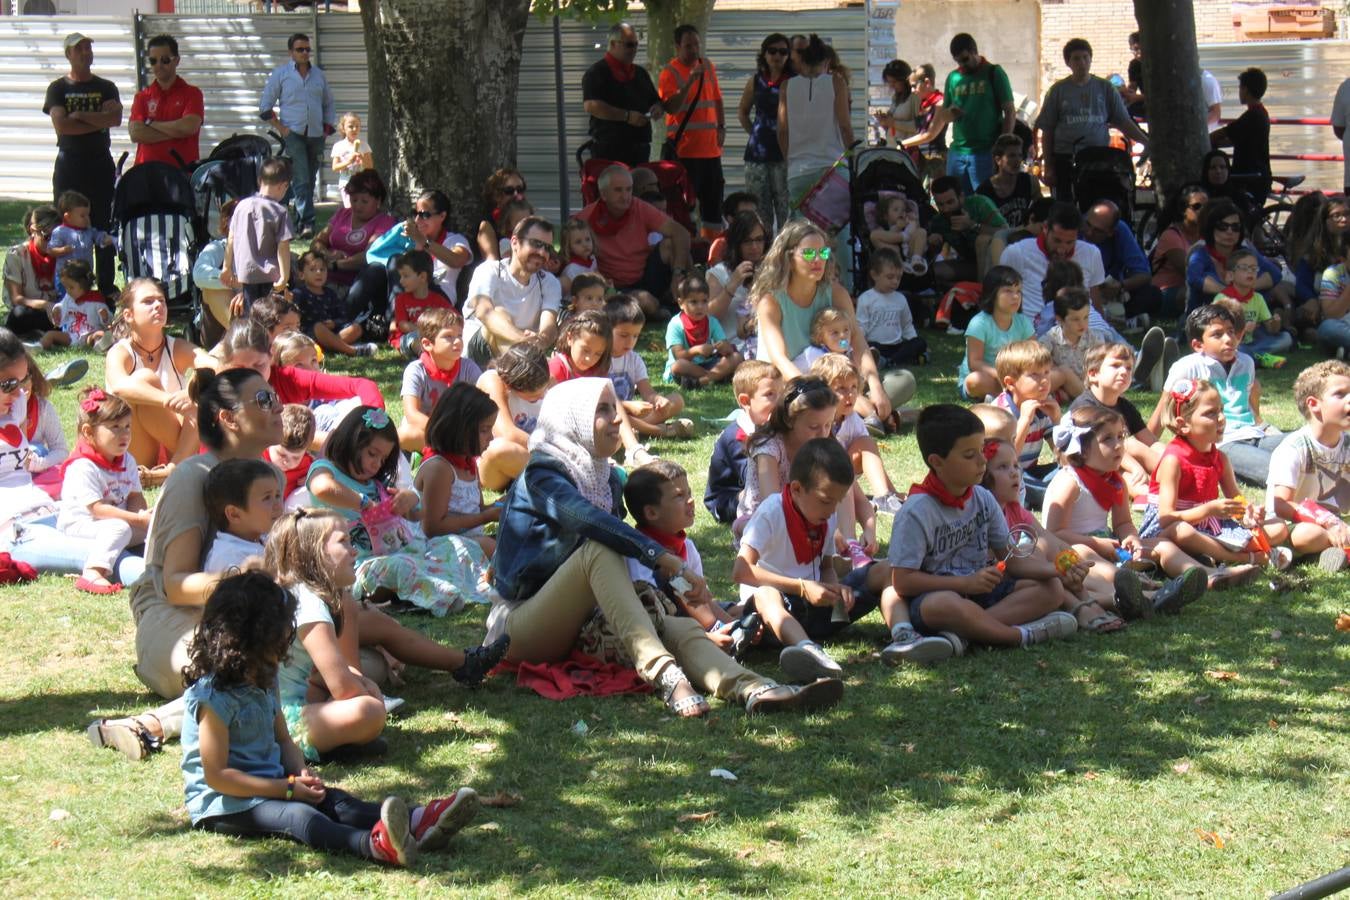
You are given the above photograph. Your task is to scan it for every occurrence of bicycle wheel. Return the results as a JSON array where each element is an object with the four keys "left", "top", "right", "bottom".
[
  {"left": 1134, "top": 204, "right": 1160, "bottom": 255},
  {"left": 1254, "top": 202, "right": 1293, "bottom": 261}
]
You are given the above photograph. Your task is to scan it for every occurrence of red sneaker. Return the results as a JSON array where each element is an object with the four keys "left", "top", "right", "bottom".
[
  {"left": 369, "top": 796, "right": 415, "bottom": 866},
  {"left": 412, "top": 787, "right": 480, "bottom": 852}
]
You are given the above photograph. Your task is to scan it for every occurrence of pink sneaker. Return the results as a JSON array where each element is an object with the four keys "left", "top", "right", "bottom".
[{"left": 845, "top": 539, "right": 872, "bottom": 569}]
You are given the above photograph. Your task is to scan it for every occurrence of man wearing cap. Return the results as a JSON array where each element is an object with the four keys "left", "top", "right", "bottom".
[
  {"left": 258, "top": 32, "right": 334, "bottom": 239},
  {"left": 42, "top": 32, "right": 122, "bottom": 295},
  {"left": 128, "top": 34, "right": 203, "bottom": 168}
]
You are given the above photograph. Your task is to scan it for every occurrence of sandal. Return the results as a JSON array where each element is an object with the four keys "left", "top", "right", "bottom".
[
  {"left": 744, "top": 678, "right": 843, "bottom": 715},
  {"left": 75, "top": 576, "right": 122, "bottom": 595},
  {"left": 86, "top": 717, "right": 161, "bottom": 761},
  {"left": 661, "top": 418, "right": 696, "bottom": 439},
  {"left": 657, "top": 663, "right": 708, "bottom": 718},
  {"left": 1069, "top": 599, "right": 1126, "bottom": 634}
]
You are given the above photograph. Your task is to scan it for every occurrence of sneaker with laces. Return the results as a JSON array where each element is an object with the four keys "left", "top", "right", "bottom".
[
  {"left": 354, "top": 342, "right": 380, "bottom": 357},
  {"left": 779, "top": 641, "right": 843, "bottom": 682},
  {"left": 44, "top": 358, "right": 89, "bottom": 388},
  {"left": 1318, "top": 546, "right": 1349, "bottom": 573},
  {"left": 369, "top": 796, "right": 416, "bottom": 866},
  {"left": 881, "top": 629, "right": 954, "bottom": 665},
  {"left": 871, "top": 492, "right": 905, "bottom": 516},
  {"left": 939, "top": 631, "right": 968, "bottom": 656},
  {"left": 1270, "top": 545, "right": 1293, "bottom": 571},
  {"left": 412, "top": 788, "right": 480, "bottom": 852},
  {"left": 1153, "top": 566, "right": 1207, "bottom": 613},
  {"left": 1255, "top": 352, "right": 1286, "bottom": 369},
  {"left": 1019, "top": 610, "right": 1078, "bottom": 646}
]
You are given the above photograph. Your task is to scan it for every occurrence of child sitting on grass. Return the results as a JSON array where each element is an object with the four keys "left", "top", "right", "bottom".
[
  {"left": 397, "top": 308, "right": 482, "bottom": 452},
  {"left": 1217, "top": 246, "right": 1291, "bottom": 368},
  {"left": 559, "top": 218, "right": 599, "bottom": 297},
  {"left": 855, "top": 248, "right": 928, "bottom": 368},
  {"left": 1265, "top": 360, "right": 1350, "bottom": 571},
  {"left": 566, "top": 272, "right": 609, "bottom": 320},
  {"left": 549, "top": 309, "right": 612, "bottom": 382},
  {"left": 736, "top": 375, "right": 838, "bottom": 534},
  {"left": 665, "top": 273, "right": 741, "bottom": 388},
  {"left": 888, "top": 404, "right": 1080, "bottom": 653},
  {"left": 606, "top": 294, "right": 691, "bottom": 440},
  {"left": 180, "top": 571, "right": 479, "bottom": 866},
  {"left": 1041, "top": 286, "right": 1103, "bottom": 400},
  {"left": 202, "top": 458, "right": 283, "bottom": 572},
  {"left": 477, "top": 340, "right": 552, "bottom": 491},
  {"left": 292, "top": 250, "right": 376, "bottom": 358},
  {"left": 416, "top": 383, "right": 501, "bottom": 557},
  {"left": 993, "top": 339, "right": 1061, "bottom": 508},
  {"left": 959, "top": 266, "right": 1033, "bottom": 401},
  {"left": 1067, "top": 342, "right": 1159, "bottom": 501},
  {"left": 390, "top": 250, "right": 452, "bottom": 358},
  {"left": 734, "top": 438, "right": 896, "bottom": 680},
  {"left": 706, "top": 359, "right": 781, "bottom": 524},
  {"left": 48, "top": 259, "right": 109, "bottom": 349},
  {"left": 264, "top": 403, "right": 316, "bottom": 508}
]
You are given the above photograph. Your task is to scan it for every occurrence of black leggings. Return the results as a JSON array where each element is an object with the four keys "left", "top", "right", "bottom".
[
  {"left": 343, "top": 262, "right": 392, "bottom": 322},
  {"left": 196, "top": 788, "right": 381, "bottom": 860}
]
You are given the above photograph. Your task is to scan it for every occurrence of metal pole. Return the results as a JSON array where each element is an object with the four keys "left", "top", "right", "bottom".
[
  {"left": 1270, "top": 866, "right": 1350, "bottom": 900},
  {"left": 553, "top": 15, "right": 570, "bottom": 221},
  {"left": 132, "top": 12, "right": 147, "bottom": 93}
]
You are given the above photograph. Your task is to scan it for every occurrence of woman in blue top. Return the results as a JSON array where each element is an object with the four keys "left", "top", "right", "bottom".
[
  {"left": 489, "top": 376, "right": 842, "bottom": 718},
  {"left": 737, "top": 34, "right": 793, "bottom": 231},
  {"left": 1184, "top": 198, "right": 1291, "bottom": 321}
]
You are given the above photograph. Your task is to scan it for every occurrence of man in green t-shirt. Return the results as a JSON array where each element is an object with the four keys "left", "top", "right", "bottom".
[
  {"left": 928, "top": 174, "right": 1007, "bottom": 287},
  {"left": 936, "top": 33, "right": 1016, "bottom": 194}
]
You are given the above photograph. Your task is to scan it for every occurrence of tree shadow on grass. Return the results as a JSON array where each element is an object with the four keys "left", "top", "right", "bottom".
[{"left": 0, "top": 689, "right": 151, "bottom": 740}]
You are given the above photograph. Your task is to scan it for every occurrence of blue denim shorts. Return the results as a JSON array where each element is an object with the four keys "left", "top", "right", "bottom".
[{"left": 909, "top": 575, "right": 1017, "bottom": 636}]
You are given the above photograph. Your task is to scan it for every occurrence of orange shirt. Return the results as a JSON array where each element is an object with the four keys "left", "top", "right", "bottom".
[
  {"left": 130, "top": 77, "right": 204, "bottom": 166},
  {"left": 658, "top": 57, "right": 722, "bottom": 159}
]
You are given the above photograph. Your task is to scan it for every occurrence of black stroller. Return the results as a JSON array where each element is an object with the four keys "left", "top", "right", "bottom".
[
  {"left": 111, "top": 161, "right": 201, "bottom": 313},
  {"left": 191, "top": 133, "right": 282, "bottom": 239},
  {"left": 1071, "top": 146, "right": 1135, "bottom": 219},
  {"left": 848, "top": 146, "right": 931, "bottom": 296}
]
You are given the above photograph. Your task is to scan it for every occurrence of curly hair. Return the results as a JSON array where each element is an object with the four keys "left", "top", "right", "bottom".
[{"left": 182, "top": 572, "right": 297, "bottom": 690}]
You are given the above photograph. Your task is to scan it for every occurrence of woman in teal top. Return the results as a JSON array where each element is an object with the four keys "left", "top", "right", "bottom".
[{"left": 751, "top": 220, "right": 894, "bottom": 420}]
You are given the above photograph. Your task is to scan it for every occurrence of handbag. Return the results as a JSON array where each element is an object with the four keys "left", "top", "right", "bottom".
[{"left": 660, "top": 67, "right": 705, "bottom": 162}]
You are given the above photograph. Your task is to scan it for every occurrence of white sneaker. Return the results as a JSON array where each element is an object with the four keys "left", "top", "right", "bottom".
[
  {"left": 881, "top": 631, "right": 954, "bottom": 666},
  {"left": 779, "top": 641, "right": 843, "bottom": 682},
  {"left": 1270, "top": 546, "right": 1293, "bottom": 571},
  {"left": 946, "top": 325, "right": 965, "bottom": 336},
  {"left": 355, "top": 342, "right": 379, "bottom": 357},
  {"left": 871, "top": 492, "right": 905, "bottom": 516},
  {"left": 939, "top": 631, "right": 969, "bottom": 656},
  {"left": 1020, "top": 611, "right": 1078, "bottom": 646},
  {"left": 1318, "top": 546, "right": 1347, "bottom": 573}
]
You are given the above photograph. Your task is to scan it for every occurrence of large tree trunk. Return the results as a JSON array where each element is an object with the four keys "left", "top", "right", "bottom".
[
  {"left": 1133, "top": 0, "right": 1210, "bottom": 208},
  {"left": 360, "top": 0, "right": 532, "bottom": 235},
  {"left": 643, "top": 0, "right": 716, "bottom": 75}
]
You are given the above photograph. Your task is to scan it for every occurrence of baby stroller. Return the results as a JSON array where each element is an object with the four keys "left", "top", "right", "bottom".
[
  {"left": 848, "top": 146, "right": 931, "bottom": 295},
  {"left": 191, "top": 133, "right": 282, "bottom": 239},
  {"left": 1072, "top": 146, "right": 1135, "bottom": 220},
  {"left": 575, "top": 141, "right": 697, "bottom": 236},
  {"left": 111, "top": 161, "right": 201, "bottom": 313}
]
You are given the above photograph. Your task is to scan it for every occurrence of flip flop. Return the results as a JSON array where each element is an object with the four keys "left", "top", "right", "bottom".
[{"left": 75, "top": 576, "right": 122, "bottom": 595}]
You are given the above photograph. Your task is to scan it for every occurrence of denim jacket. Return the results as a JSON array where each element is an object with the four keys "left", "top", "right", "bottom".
[{"left": 493, "top": 453, "right": 666, "bottom": 602}]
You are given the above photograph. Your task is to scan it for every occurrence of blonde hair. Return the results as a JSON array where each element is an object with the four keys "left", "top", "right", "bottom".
[
  {"left": 749, "top": 219, "right": 835, "bottom": 301},
  {"left": 971, "top": 402, "right": 1016, "bottom": 445},
  {"left": 1294, "top": 359, "right": 1350, "bottom": 419},
  {"left": 808, "top": 307, "right": 850, "bottom": 346},
  {"left": 733, "top": 358, "right": 780, "bottom": 397},
  {"left": 263, "top": 509, "right": 349, "bottom": 635},
  {"left": 808, "top": 352, "right": 858, "bottom": 388},
  {"left": 1161, "top": 378, "right": 1219, "bottom": 435},
  {"left": 561, "top": 218, "right": 596, "bottom": 256},
  {"left": 1084, "top": 341, "right": 1134, "bottom": 376},
  {"left": 272, "top": 330, "right": 319, "bottom": 368},
  {"left": 338, "top": 111, "right": 360, "bottom": 129},
  {"left": 995, "top": 339, "right": 1052, "bottom": 382}
]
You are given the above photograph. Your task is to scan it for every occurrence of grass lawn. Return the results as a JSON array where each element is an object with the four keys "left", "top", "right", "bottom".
[{"left": 0, "top": 200, "right": 1346, "bottom": 897}]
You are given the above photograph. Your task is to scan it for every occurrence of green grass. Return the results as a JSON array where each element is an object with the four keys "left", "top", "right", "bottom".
[{"left": 0, "top": 201, "right": 1347, "bottom": 897}]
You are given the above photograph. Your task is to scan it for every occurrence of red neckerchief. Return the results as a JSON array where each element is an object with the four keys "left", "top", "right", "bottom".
[
  {"left": 1168, "top": 435, "right": 1222, "bottom": 472},
  {"left": 680, "top": 310, "right": 710, "bottom": 345},
  {"left": 423, "top": 446, "right": 479, "bottom": 471},
  {"left": 734, "top": 427, "right": 748, "bottom": 442},
  {"left": 588, "top": 200, "right": 634, "bottom": 238},
  {"left": 420, "top": 351, "right": 462, "bottom": 386},
  {"left": 908, "top": 471, "right": 973, "bottom": 510},
  {"left": 26, "top": 239, "right": 54, "bottom": 286},
  {"left": 1036, "top": 231, "right": 1052, "bottom": 260},
  {"left": 920, "top": 91, "right": 942, "bottom": 113},
  {"left": 568, "top": 254, "right": 595, "bottom": 270},
  {"left": 1074, "top": 464, "right": 1125, "bottom": 511},
  {"left": 638, "top": 525, "right": 688, "bottom": 561},
  {"left": 1220, "top": 284, "right": 1253, "bottom": 303},
  {"left": 781, "top": 484, "right": 828, "bottom": 564},
  {"left": 60, "top": 438, "right": 123, "bottom": 477},
  {"left": 22, "top": 393, "right": 39, "bottom": 441},
  {"left": 604, "top": 51, "right": 636, "bottom": 83},
  {"left": 264, "top": 446, "right": 313, "bottom": 498},
  {"left": 1206, "top": 245, "right": 1228, "bottom": 267},
  {"left": 763, "top": 73, "right": 784, "bottom": 88}
]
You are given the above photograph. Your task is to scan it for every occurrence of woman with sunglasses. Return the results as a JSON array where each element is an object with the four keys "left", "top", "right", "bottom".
[
  {"left": 751, "top": 220, "right": 894, "bottom": 422},
  {"left": 105, "top": 279, "right": 216, "bottom": 488},
  {"left": 1149, "top": 183, "right": 1208, "bottom": 318},
  {"left": 737, "top": 35, "right": 792, "bottom": 231},
  {"left": 403, "top": 189, "right": 473, "bottom": 305},
  {"left": 2, "top": 205, "right": 61, "bottom": 338},
  {"left": 476, "top": 168, "right": 529, "bottom": 262},
  {"left": 310, "top": 168, "right": 399, "bottom": 324},
  {"left": 1184, "top": 199, "right": 1291, "bottom": 321}
]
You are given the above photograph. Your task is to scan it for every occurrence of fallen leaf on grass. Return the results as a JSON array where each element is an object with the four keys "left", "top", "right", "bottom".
[
  {"left": 481, "top": 791, "right": 523, "bottom": 808},
  {"left": 1204, "top": 669, "right": 1240, "bottom": 681},
  {"left": 471, "top": 741, "right": 497, "bottom": 753},
  {"left": 677, "top": 811, "right": 717, "bottom": 823},
  {"left": 1195, "top": 828, "right": 1225, "bottom": 849},
  {"left": 1336, "top": 613, "right": 1350, "bottom": 632},
  {"left": 736, "top": 847, "right": 754, "bottom": 859},
  {"left": 1081, "top": 771, "right": 1099, "bottom": 781},
  {"left": 1172, "top": 761, "right": 1191, "bottom": 774},
  {"left": 1269, "top": 719, "right": 1280, "bottom": 730},
  {"left": 709, "top": 768, "right": 738, "bottom": 781}
]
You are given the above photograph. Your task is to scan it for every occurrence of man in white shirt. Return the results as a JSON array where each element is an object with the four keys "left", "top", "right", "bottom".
[
  {"left": 1201, "top": 69, "right": 1223, "bottom": 131},
  {"left": 464, "top": 215, "right": 562, "bottom": 365}
]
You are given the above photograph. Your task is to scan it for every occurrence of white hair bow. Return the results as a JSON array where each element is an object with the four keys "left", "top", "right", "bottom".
[{"left": 1052, "top": 420, "right": 1094, "bottom": 458}]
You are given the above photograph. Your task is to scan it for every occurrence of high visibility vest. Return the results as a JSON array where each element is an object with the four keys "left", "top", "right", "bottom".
[{"left": 658, "top": 57, "right": 723, "bottom": 159}]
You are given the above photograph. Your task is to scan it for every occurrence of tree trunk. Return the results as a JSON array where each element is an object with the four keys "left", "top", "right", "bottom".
[
  {"left": 360, "top": 0, "right": 532, "bottom": 235},
  {"left": 643, "top": 0, "right": 717, "bottom": 75},
  {"left": 1133, "top": 0, "right": 1210, "bottom": 208}
]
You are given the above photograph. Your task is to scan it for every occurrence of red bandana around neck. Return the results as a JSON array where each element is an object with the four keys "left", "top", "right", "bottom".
[
  {"left": 588, "top": 199, "right": 634, "bottom": 238},
  {"left": 420, "top": 446, "right": 479, "bottom": 472},
  {"left": 1220, "top": 284, "right": 1254, "bottom": 303},
  {"left": 1073, "top": 464, "right": 1125, "bottom": 511},
  {"left": 680, "top": 311, "right": 710, "bottom": 346},
  {"left": 1170, "top": 435, "right": 1222, "bottom": 471},
  {"left": 569, "top": 254, "right": 595, "bottom": 270},
  {"left": 604, "top": 51, "right": 636, "bottom": 83},
  {"left": 908, "top": 471, "right": 973, "bottom": 510},
  {"left": 781, "top": 484, "right": 828, "bottom": 564},
  {"left": 27, "top": 239, "right": 55, "bottom": 285},
  {"left": 420, "top": 351, "right": 462, "bottom": 386},
  {"left": 23, "top": 393, "right": 39, "bottom": 441},
  {"left": 61, "top": 439, "right": 123, "bottom": 477},
  {"left": 638, "top": 525, "right": 688, "bottom": 561},
  {"left": 1035, "top": 231, "right": 1053, "bottom": 260},
  {"left": 1206, "top": 245, "right": 1229, "bottom": 267}
]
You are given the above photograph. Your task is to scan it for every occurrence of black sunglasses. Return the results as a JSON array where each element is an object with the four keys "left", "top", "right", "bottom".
[
  {"left": 500, "top": 185, "right": 526, "bottom": 196},
  {"left": 0, "top": 373, "right": 33, "bottom": 395},
  {"left": 1214, "top": 220, "right": 1243, "bottom": 233},
  {"left": 414, "top": 209, "right": 442, "bottom": 219},
  {"left": 766, "top": 47, "right": 789, "bottom": 56},
  {"left": 148, "top": 56, "right": 174, "bottom": 65}
]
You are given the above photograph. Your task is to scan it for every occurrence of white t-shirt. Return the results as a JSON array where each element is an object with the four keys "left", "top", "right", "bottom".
[
  {"left": 464, "top": 258, "right": 562, "bottom": 347},
  {"left": 57, "top": 454, "right": 142, "bottom": 529},
  {"left": 330, "top": 137, "right": 365, "bottom": 194},
  {"left": 431, "top": 231, "right": 472, "bottom": 303},
  {"left": 706, "top": 261, "right": 750, "bottom": 341},
  {"left": 627, "top": 537, "right": 704, "bottom": 585},
  {"left": 1201, "top": 70, "right": 1223, "bottom": 131},
  {"left": 561, "top": 258, "right": 597, "bottom": 289},
  {"left": 1332, "top": 78, "right": 1350, "bottom": 190},
  {"left": 203, "top": 531, "right": 265, "bottom": 574},
  {"left": 608, "top": 351, "right": 650, "bottom": 402},
  {"left": 0, "top": 398, "right": 56, "bottom": 524},
  {"left": 1162, "top": 351, "right": 1271, "bottom": 446},
  {"left": 855, "top": 288, "right": 916, "bottom": 345},
  {"left": 1266, "top": 426, "right": 1350, "bottom": 514},
  {"left": 53, "top": 296, "right": 110, "bottom": 341},
  {"left": 998, "top": 236, "right": 1107, "bottom": 330},
  {"left": 737, "top": 491, "right": 837, "bottom": 601},
  {"left": 833, "top": 411, "right": 869, "bottom": 451},
  {"left": 792, "top": 344, "right": 830, "bottom": 373}
]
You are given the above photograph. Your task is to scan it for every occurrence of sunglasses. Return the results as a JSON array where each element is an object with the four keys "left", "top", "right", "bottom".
[
  {"left": 1214, "top": 220, "right": 1243, "bottom": 233},
  {"left": 766, "top": 47, "right": 789, "bottom": 56},
  {"left": 292, "top": 46, "right": 312, "bottom": 53},
  {"left": 500, "top": 184, "right": 526, "bottom": 196},
  {"left": 414, "top": 209, "right": 442, "bottom": 219},
  {"left": 1187, "top": 202, "right": 1206, "bottom": 211},
  {"left": 0, "top": 373, "right": 32, "bottom": 395},
  {"left": 522, "top": 237, "right": 551, "bottom": 251},
  {"left": 148, "top": 56, "right": 174, "bottom": 65},
  {"left": 240, "top": 388, "right": 280, "bottom": 412},
  {"left": 797, "top": 247, "right": 832, "bottom": 262}
]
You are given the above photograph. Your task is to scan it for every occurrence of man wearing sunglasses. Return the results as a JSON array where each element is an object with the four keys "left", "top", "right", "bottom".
[
  {"left": 128, "top": 34, "right": 204, "bottom": 168},
  {"left": 259, "top": 32, "right": 334, "bottom": 239},
  {"left": 43, "top": 33, "right": 121, "bottom": 297}
]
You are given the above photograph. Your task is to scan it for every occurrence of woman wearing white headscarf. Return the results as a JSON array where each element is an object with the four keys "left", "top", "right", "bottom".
[{"left": 488, "top": 377, "right": 842, "bottom": 717}]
